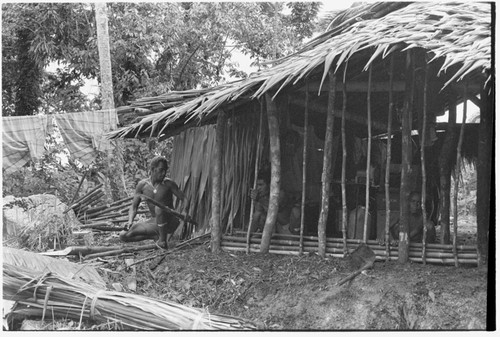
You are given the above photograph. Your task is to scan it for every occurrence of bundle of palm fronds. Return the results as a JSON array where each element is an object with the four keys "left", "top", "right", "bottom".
[{"left": 3, "top": 263, "right": 256, "bottom": 330}]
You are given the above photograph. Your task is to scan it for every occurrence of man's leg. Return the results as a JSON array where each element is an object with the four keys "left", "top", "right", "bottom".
[
  {"left": 249, "top": 211, "right": 265, "bottom": 233},
  {"left": 119, "top": 218, "right": 158, "bottom": 242},
  {"left": 156, "top": 208, "right": 180, "bottom": 249},
  {"left": 288, "top": 205, "right": 301, "bottom": 235}
]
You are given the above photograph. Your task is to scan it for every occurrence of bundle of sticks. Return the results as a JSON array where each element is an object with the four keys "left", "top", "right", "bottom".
[
  {"left": 4, "top": 263, "right": 256, "bottom": 330},
  {"left": 64, "top": 184, "right": 148, "bottom": 226},
  {"left": 222, "top": 232, "right": 479, "bottom": 266}
]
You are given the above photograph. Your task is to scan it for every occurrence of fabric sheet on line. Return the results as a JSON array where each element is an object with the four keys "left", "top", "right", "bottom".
[
  {"left": 2, "top": 115, "right": 49, "bottom": 173},
  {"left": 55, "top": 110, "right": 118, "bottom": 166}
]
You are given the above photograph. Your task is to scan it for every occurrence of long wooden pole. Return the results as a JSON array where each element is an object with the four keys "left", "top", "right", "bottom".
[
  {"left": 385, "top": 55, "right": 395, "bottom": 260},
  {"left": 341, "top": 65, "right": 348, "bottom": 256},
  {"left": 421, "top": 63, "right": 429, "bottom": 265},
  {"left": 399, "top": 50, "right": 414, "bottom": 263},
  {"left": 363, "top": 65, "right": 373, "bottom": 242},
  {"left": 476, "top": 81, "right": 492, "bottom": 265},
  {"left": 453, "top": 82, "right": 468, "bottom": 267},
  {"left": 246, "top": 101, "right": 264, "bottom": 254},
  {"left": 299, "top": 80, "right": 309, "bottom": 254},
  {"left": 211, "top": 111, "right": 226, "bottom": 253},
  {"left": 318, "top": 69, "right": 336, "bottom": 257}
]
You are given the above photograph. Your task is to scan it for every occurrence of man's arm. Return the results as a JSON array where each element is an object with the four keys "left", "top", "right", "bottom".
[
  {"left": 126, "top": 181, "right": 144, "bottom": 228},
  {"left": 169, "top": 180, "right": 187, "bottom": 213}
]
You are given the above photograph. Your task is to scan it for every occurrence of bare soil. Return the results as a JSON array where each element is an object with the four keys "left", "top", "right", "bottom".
[
  {"left": 5, "top": 214, "right": 489, "bottom": 331},
  {"left": 94, "top": 215, "right": 488, "bottom": 331}
]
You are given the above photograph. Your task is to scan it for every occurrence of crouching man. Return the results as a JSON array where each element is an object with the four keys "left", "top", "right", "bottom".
[{"left": 119, "top": 156, "right": 187, "bottom": 249}]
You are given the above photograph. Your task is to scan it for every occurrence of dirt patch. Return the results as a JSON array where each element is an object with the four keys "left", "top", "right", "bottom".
[{"left": 93, "top": 233, "right": 487, "bottom": 331}]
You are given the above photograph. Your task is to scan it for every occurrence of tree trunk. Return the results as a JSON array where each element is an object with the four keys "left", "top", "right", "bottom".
[
  {"left": 438, "top": 96, "right": 457, "bottom": 244},
  {"left": 398, "top": 51, "right": 414, "bottom": 263},
  {"left": 95, "top": 3, "right": 114, "bottom": 110},
  {"left": 246, "top": 101, "right": 264, "bottom": 254},
  {"left": 318, "top": 70, "right": 336, "bottom": 257},
  {"left": 95, "top": 3, "right": 126, "bottom": 202},
  {"left": 211, "top": 111, "right": 226, "bottom": 253},
  {"left": 260, "top": 93, "right": 281, "bottom": 253},
  {"left": 477, "top": 82, "right": 492, "bottom": 264}
]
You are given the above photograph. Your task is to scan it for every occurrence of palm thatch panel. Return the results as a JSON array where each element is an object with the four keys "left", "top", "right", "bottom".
[
  {"left": 170, "top": 113, "right": 259, "bottom": 234},
  {"left": 108, "top": 1, "right": 491, "bottom": 141}
]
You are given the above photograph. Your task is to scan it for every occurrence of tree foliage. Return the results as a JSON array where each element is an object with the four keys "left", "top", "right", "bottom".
[{"left": 2, "top": 2, "right": 321, "bottom": 115}]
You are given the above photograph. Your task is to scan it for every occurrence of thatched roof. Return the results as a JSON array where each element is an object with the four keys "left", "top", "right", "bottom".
[{"left": 108, "top": 1, "right": 491, "bottom": 140}]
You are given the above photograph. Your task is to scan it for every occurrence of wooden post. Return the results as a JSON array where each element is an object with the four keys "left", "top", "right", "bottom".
[
  {"left": 477, "top": 81, "right": 492, "bottom": 264},
  {"left": 439, "top": 95, "right": 457, "bottom": 244},
  {"left": 453, "top": 82, "right": 468, "bottom": 267},
  {"left": 246, "top": 101, "right": 264, "bottom": 254},
  {"left": 363, "top": 65, "right": 373, "bottom": 242},
  {"left": 421, "top": 63, "right": 429, "bottom": 265},
  {"left": 260, "top": 93, "right": 281, "bottom": 253},
  {"left": 341, "top": 66, "right": 348, "bottom": 256},
  {"left": 398, "top": 50, "right": 414, "bottom": 263},
  {"left": 318, "top": 69, "right": 336, "bottom": 257},
  {"left": 299, "top": 80, "right": 309, "bottom": 254},
  {"left": 210, "top": 111, "right": 226, "bottom": 253},
  {"left": 385, "top": 55, "right": 395, "bottom": 260}
]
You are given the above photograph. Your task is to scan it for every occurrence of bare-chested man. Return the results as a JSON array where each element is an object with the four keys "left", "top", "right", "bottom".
[{"left": 119, "top": 156, "right": 187, "bottom": 249}]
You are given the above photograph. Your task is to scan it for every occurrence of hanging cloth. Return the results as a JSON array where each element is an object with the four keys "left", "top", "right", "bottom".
[
  {"left": 55, "top": 109, "right": 118, "bottom": 166},
  {"left": 2, "top": 115, "right": 49, "bottom": 173}
]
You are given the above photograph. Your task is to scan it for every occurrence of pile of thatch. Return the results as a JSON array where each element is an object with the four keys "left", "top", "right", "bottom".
[{"left": 3, "top": 263, "right": 256, "bottom": 330}]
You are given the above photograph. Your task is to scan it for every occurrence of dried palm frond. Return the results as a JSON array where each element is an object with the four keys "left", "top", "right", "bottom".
[
  {"left": 169, "top": 112, "right": 259, "bottom": 236},
  {"left": 3, "top": 247, "right": 105, "bottom": 289},
  {"left": 3, "top": 263, "right": 256, "bottom": 330}
]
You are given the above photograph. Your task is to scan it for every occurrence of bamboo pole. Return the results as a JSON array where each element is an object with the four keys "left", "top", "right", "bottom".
[
  {"left": 211, "top": 111, "right": 226, "bottom": 253},
  {"left": 83, "top": 196, "right": 134, "bottom": 215},
  {"left": 68, "top": 170, "right": 88, "bottom": 207},
  {"left": 421, "top": 63, "right": 429, "bottom": 265},
  {"left": 385, "top": 54, "right": 395, "bottom": 260},
  {"left": 227, "top": 107, "right": 237, "bottom": 235},
  {"left": 363, "top": 65, "right": 373, "bottom": 242},
  {"left": 453, "top": 82, "right": 468, "bottom": 267},
  {"left": 75, "top": 190, "right": 106, "bottom": 214},
  {"left": 341, "top": 65, "right": 348, "bottom": 256},
  {"left": 230, "top": 230, "right": 477, "bottom": 251},
  {"left": 70, "top": 183, "right": 104, "bottom": 209},
  {"left": 222, "top": 235, "right": 478, "bottom": 257},
  {"left": 220, "top": 242, "right": 478, "bottom": 265},
  {"left": 318, "top": 69, "right": 337, "bottom": 257},
  {"left": 246, "top": 100, "right": 264, "bottom": 254},
  {"left": 399, "top": 50, "right": 415, "bottom": 263},
  {"left": 299, "top": 80, "right": 309, "bottom": 255},
  {"left": 83, "top": 201, "right": 131, "bottom": 219}
]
